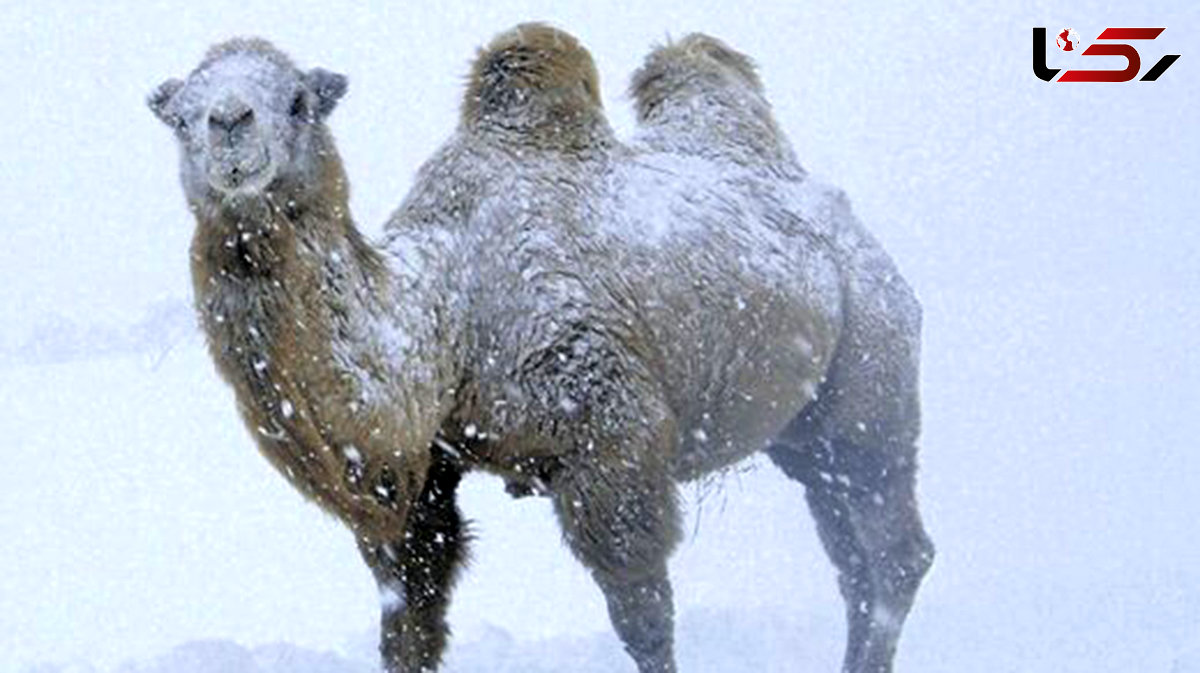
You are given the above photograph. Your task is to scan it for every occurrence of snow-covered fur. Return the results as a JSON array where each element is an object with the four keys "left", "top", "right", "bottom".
[
  {"left": 630, "top": 33, "right": 797, "bottom": 170},
  {"left": 462, "top": 23, "right": 606, "bottom": 153},
  {"left": 150, "top": 39, "right": 462, "bottom": 671},
  {"left": 629, "top": 33, "right": 934, "bottom": 673},
  {"left": 149, "top": 25, "right": 932, "bottom": 673},
  {"left": 149, "top": 37, "right": 450, "bottom": 541}
]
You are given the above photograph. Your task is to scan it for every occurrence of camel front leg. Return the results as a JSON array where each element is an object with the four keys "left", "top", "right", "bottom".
[{"left": 358, "top": 455, "right": 469, "bottom": 673}]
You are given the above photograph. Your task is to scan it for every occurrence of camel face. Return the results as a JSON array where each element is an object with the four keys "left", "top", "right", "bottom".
[{"left": 148, "top": 39, "right": 347, "bottom": 201}]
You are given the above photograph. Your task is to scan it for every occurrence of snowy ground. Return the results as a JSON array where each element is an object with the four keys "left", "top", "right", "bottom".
[
  {"left": 6, "top": 312, "right": 1198, "bottom": 673},
  {"left": 24, "top": 605, "right": 841, "bottom": 673},
  {"left": 2, "top": 0, "right": 1198, "bottom": 672}
]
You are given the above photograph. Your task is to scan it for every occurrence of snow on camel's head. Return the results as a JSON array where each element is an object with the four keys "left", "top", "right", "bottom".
[
  {"left": 147, "top": 38, "right": 348, "bottom": 202},
  {"left": 462, "top": 23, "right": 603, "bottom": 139}
]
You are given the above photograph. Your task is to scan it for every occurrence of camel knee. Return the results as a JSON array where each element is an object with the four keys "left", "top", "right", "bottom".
[
  {"left": 880, "top": 523, "right": 934, "bottom": 602},
  {"left": 910, "top": 526, "right": 935, "bottom": 579}
]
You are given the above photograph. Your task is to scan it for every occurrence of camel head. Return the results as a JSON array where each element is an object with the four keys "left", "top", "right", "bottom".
[
  {"left": 463, "top": 23, "right": 603, "bottom": 140},
  {"left": 148, "top": 38, "right": 348, "bottom": 202}
]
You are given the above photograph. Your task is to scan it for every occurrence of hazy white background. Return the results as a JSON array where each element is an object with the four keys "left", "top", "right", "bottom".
[{"left": 1, "top": 1, "right": 1197, "bottom": 671}]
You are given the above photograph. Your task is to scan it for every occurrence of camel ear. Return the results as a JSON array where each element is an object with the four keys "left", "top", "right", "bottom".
[
  {"left": 306, "top": 68, "right": 348, "bottom": 118},
  {"left": 148, "top": 78, "right": 185, "bottom": 126}
]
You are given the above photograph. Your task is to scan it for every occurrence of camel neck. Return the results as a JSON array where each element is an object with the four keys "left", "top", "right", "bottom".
[
  {"left": 190, "top": 180, "right": 453, "bottom": 479},
  {"left": 189, "top": 184, "right": 380, "bottom": 384}
]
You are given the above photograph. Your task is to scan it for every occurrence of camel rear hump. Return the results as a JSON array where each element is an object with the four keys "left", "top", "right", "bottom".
[
  {"left": 630, "top": 33, "right": 762, "bottom": 115},
  {"left": 630, "top": 33, "right": 796, "bottom": 167}
]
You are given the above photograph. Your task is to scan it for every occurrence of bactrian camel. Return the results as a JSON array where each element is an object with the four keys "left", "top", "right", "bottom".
[{"left": 148, "top": 23, "right": 933, "bottom": 673}]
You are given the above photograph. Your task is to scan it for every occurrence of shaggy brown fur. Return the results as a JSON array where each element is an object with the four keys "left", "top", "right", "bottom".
[
  {"left": 150, "top": 25, "right": 931, "bottom": 673},
  {"left": 151, "top": 39, "right": 460, "bottom": 670},
  {"left": 188, "top": 146, "right": 426, "bottom": 542},
  {"left": 167, "top": 41, "right": 418, "bottom": 545},
  {"left": 630, "top": 33, "right": 796, "bottom": 168},
  {"left": 461, "top": 22, "right": 608, "bottom": 151},
  {"left": 631, "top": 33, "right": 934, "bottom": 673}
]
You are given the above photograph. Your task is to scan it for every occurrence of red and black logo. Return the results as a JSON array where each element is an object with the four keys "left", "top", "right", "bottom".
[{"left": 1033, "top": 27, "right": 1180, "bottom": 82}]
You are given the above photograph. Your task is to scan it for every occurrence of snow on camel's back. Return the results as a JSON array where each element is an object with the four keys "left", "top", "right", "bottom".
[{"left": 148, "top": 23, "right": 932, "bottom": 673}]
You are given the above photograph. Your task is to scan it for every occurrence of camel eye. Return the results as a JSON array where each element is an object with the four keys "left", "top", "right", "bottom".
[{"left": 290, "top": 92, "right": 307, "bottom": 118}]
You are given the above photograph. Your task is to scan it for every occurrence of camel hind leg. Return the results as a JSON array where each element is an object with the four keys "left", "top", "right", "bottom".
[
  {"left": 358, "top": 453, "right": 469, "bottom": 673},
  {"left": 550, "top": 422, "right": 683, "bottom": 673},
  {"left": 554, "top": 463, "right": 681, "bottom": 673},
  {"left": 768, "top": 427, "right": 934, "bottom": 673}
]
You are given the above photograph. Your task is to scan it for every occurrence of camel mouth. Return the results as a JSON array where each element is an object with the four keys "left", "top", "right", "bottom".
[{"left": 208, "top": 149, "right": 273, "bottom": 194}]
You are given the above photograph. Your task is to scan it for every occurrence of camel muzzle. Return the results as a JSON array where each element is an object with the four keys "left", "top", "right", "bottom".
[
  {"left": 205, "top": 100, "right": 271, "bottom": 193},
  {"left": 208, "top": 146, "right": 270, "bottom": 192}
]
